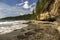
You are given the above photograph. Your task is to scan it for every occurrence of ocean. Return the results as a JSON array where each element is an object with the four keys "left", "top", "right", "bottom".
[{"left": 0, "top": 20, "right": 29, "bottom": 34}]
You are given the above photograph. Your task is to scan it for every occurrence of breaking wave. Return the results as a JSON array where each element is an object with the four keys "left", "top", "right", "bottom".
[{"left": 0, "top": 20, "right": 28, "bottom": 34}]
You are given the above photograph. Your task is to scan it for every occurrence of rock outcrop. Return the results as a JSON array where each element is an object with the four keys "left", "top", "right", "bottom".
[{"left": 36, "top": 0, "right": 59, "bottom": 21}]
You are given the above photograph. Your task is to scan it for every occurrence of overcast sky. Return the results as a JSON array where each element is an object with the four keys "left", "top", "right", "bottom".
[{"left": 0, "top": 0, "right": 37, "bottom": 18}]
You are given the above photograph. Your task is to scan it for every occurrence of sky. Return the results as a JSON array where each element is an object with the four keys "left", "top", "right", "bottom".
[{"left": 0, "top": 0, "right": 37, "bottom": 18}]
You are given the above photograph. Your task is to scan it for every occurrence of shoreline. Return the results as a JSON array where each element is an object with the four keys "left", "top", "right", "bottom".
[{"left": 0, "top": 21, "right": 59, "bottom": 40}]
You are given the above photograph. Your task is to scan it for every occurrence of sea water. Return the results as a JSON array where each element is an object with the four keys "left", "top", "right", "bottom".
[{"left": 0, "top": 20, "right": 28, "bottom": 34}]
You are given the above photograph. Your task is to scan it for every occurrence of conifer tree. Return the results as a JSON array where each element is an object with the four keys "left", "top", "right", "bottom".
[
  {"left": 32, "top": 9, "right": 35, "bottom": 15},
  {"left": 36, "top": 0, "right": 41, "bottom": 15},
  {"left": 31, "top": 9, "right": 36, "bottom": 19},
  {"left": 35, "top": 0, "right": 51, "bottom": 20},
  {"left": 36, "top": 0, "right": 51, "bottom": 15}
]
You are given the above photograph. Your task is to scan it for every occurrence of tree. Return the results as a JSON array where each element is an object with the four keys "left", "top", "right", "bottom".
[
  {"left": 35, "top": 0, "right": 53, "bottom": 20},
  {"left": 30, "top": 9, "right": 36, "bottom": 20},
  {"left": 36, "top": 0, "right": 41, "bottom": 15},
  {"left": 36, "top": 0, "right": 51, "bottom": 14}
]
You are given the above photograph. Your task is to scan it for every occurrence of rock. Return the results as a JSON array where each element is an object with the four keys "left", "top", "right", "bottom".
[
  {"left": 39, "top": 12, "right": 50, "bottom": 20},
  {"left": 36, "top": 0, "right": 59, "bottom": 21},
  {"left": 57, "top": 26, "right": 60, "bottom": 32},
  {"left": 16, "top": 23, "right": 60, "bottom": 40},
  {"left": 0, "top": 21, "right": 60, "bottom": 40}
]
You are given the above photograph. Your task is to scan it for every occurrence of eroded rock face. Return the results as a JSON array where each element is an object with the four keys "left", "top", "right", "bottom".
[{"left": 37, "top": 0, "right": 59, "bottom": 21}]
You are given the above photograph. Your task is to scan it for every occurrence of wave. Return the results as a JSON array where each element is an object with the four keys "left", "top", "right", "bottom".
[{"left": 0, "top": 20, "right": 28, "bottom": 34}]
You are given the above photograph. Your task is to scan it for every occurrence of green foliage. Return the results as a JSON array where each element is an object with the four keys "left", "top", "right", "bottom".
[
  {"left": 31, "top": 0, "right": 51, "bottom": 19},
  {"left": 36, "top": 0, "right": 51, "bottom": 15},
  {"left": 2, "top": 14, "right": 33, "bottom": 20},
  {"left": 36, "top": 0, "right": 41, "bottom": 15},
  {"left": 2, "top": 0, "right": 52, "bottom": 20},
  {"left": 30, "top": 9, "right": 36, "bottom": 20}
]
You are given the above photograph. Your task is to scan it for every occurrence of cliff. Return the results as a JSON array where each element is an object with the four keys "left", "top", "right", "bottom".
[{"left": 36, "top": 0, "right": 59, "bottom": 21}]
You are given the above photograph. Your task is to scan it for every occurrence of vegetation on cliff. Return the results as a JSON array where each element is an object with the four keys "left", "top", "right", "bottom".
[
  {"left": 1, "top": 0, "right": 59, "bottom": 21},
  {"left": 35, "top": 0, "right": 59, "bottom": 21},
  {"left": 36, "top": 0, "right": 51, "bottom": 15}
]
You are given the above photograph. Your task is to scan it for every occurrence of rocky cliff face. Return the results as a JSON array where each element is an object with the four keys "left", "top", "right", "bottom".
[
  {"left": 58, "top": 0, "right": 60, "bottom": 14},
  {"left": 37, "top": 0, "right": 59, "bottom": 21}
]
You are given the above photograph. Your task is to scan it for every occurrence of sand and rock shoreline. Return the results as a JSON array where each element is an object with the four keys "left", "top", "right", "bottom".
[{"left": 0, "top": 20, "right": 60, "bottom": 40}]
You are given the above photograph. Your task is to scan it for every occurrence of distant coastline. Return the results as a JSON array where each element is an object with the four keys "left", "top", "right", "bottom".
[{"left": 0, "top": 14, "right": 33, "bottom": 21}]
